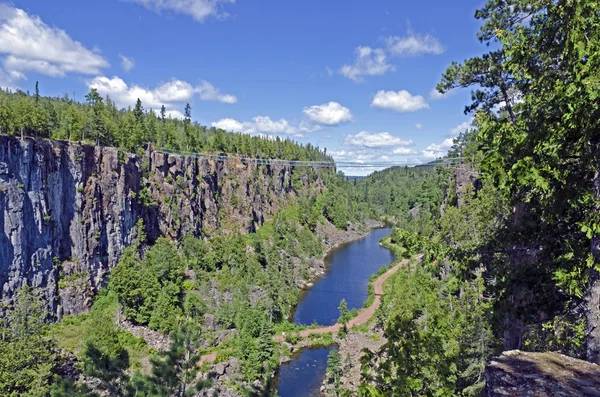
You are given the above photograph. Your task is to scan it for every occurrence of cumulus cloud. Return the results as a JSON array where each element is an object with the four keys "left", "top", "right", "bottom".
[
  {"left": 386, "top": 31, "right": 445, "bottom": 56},
  {"left": 414, "top": 123, "right": 423, "bottom": 130},
  {"left": 0, "top": 4, "right": 109, "bottom": 80},
  {"left": 449, "top": 120, "right": 472, "bottom": 136},
  {"left": 371, "top": 90, "right": 429, "bottom": 112},
  {"left": 88, "top": 76, "right": 235, "bottom": 119},
  {"left": 422, "top": 138, "right": 454, "bottom": 159},
  {"left": 120, "top": 54, "right": 135, "bottom": 72},
  {"left": 426, "top": 138, "right": 454, "bottom": 152},
  {"left": 344, "top": 131, "right": 413, "bottom": 148},
  {"left": 328, "top": 149, "right": 379, "bottom": 164},
  {"left": 122, "top": 0, "right": 235, "bottom": 22},
  {"left": 195, "top": 80, "right": 237, "bottom": 104},
  {"left": 429, "top": 88, "right": 449, "bottom": 100},
  {"left": 422, "top": 150, "right": 444, "bottom": 160},
  {"left": 212, "top": 116, "right": 303, "bottom": 137},
  {"left": 339, "top": 46, "right": 395, "bottom": 82},
  {"left": 0, "top": 67, "right": 24, "bottom": 89},
  {"left": 302, "top": 102, "right": 353, "bottom": 126},
  {"left": 393, "top": 147, "right": 418, "bottom": 155},
  {"left": 211, "top": 117, "right": 243, "bottom": 132}
]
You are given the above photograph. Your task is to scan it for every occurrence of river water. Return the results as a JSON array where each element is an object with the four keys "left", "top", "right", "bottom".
[{"left": 272, "top": 227, "right": 395, "bottom": 396}]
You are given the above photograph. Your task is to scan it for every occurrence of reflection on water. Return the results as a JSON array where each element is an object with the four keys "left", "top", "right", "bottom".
[
  {"left": 293, "top": 227, "right": 395, "bottom": 326},
  {"left": 272, "top": 227, "right": 395, "bottom": 396},
  {"left": 272, "top": 346, "right": 332, "bottom": 397}
]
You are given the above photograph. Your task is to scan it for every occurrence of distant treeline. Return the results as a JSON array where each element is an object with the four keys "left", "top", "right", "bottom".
[{"left": 0, "top": 84, "right": 331, "bottom": 162}]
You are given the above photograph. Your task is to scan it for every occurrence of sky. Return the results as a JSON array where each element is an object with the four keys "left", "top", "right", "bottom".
[{"left": 0, "top": 0, "right": 485, "bottom": 175}]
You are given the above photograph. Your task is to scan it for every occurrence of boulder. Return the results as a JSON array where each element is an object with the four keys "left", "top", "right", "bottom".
[{"left": 485, "top": 350, "right": 600, "bottom": 396}]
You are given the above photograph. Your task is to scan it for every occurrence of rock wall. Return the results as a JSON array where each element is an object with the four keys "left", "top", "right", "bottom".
[{"left": 0, "top": 136, "right": 325, "bottom": 316}]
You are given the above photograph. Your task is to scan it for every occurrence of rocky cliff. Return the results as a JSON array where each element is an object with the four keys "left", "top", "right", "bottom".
[
  {"left": 0, "top": 136, "right": 325, "bottom": 317},
  {"left": 485, "top": 350, "right": 600, "bottom": 396}
]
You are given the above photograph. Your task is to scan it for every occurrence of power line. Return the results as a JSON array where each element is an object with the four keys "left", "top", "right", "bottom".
[{"left": 156, "top": 148, "right": 463, "bottom": 169}]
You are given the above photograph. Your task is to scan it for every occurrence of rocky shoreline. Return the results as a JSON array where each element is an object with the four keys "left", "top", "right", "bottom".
[{"left": 298, "top": 219, "right": 384, "bottom": 289}]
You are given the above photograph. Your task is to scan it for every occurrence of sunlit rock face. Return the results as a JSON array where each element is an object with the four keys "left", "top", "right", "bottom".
[
  {"left": 485, "top": 350, "right": 600, "bottom": 396},
  {"left": 0, "top": 136, "right": 324, "bottom": 317}
]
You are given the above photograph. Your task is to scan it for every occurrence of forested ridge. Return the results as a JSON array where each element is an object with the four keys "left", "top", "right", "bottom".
[{"left": 0, "top": 85, "right": 331, "bottom": 162}]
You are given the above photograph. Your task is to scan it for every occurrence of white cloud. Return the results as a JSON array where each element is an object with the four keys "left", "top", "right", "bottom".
[
  {"left": 386, "top": 31, "right": 445, "bottom": 57},
  {"left": 422, "top": 150, "right": 444, "bottom": 160},
  {"left": 211, "top": 116, "right": 303, "bottom": 137},
  {"left": 122, "top": 0, "right": 235, "bottom": 22},
  {"left": 154, "top": 79, "right": 194, "bottom": 102},
  {"left": 420, "top": 138, "right": 455, "bottom": 160},
  {"left": 449, "top": 120, "right": 472, "bottom": 136},
  {"left": 339, "top": 46, "right": 395, "bottom": 82},
  {"left": 195, "top": 80, "right": 237, "bottom": 104},
  {"left": 0, "top": 67, "right": 25, "bottom": 89},
  {"left": 414, "top": 123, "right": 423, "bottom": 130},
  {"left": 88, "top": 76, "right": 234, "bottom": 119},
  {"left": 393, "top": 147, "right": 418, "bottom": 155},
  {"left": 302, "top": 102, "right": 353, "bottom": 126},
  {"left": 426, "top": 138, "right": 454, "bottom": 152},
  {"left": 163, "top": 109, "right": 185, "bottom": 119},
  {"left": 212, "top": 118, "right": 243, "bottom": 132},
  {"left": 120, "top": 54, "right": 135, "bottom": 72},
  {"left": 248, "top": 116, "right": 296, "bottom": 134},
  {"left": 344, "top": 131, "right": 413, "bottom": 148},
  {"left": 371, "top": 90, "right": 429, "bottom": 112},
  {"left": 429, "top": 88, "right": 450, "bottom": 100},
  {"left": 325, "top": 67, "right": 333, "bottom": 77},
  {"left": 0, "top": 5, "right": 108, "bottom": 79},
  {"left": 298, "top": 120, "right": 321, "bottom": 133}
]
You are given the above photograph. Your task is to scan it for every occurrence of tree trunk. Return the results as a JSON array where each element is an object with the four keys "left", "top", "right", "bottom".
[
  {"left": 586, "top": 267, "right": 600, "bottom": 363},
  {"left": 500, "top": 86, "right": 516, "bottom": 124},
  {"left": 587, "top": 167, "right": 600, "bottom": 364}
]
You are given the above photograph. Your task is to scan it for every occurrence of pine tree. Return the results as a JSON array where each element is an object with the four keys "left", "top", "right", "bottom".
[
  {"left": 327, "top": 348, "right": 342, "bottom": 396},
  {"left": 147, "top": 321, "right": 206, "bottom": 396}
]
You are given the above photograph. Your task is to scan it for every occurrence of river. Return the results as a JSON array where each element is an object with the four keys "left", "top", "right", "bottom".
[{"left": 272, "top": 227, "right": 395, "bottom": 396}]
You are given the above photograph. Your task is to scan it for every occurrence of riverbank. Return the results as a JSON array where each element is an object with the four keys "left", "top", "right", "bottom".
[
  {"left": 275, "top": 257, "right": 411, "bottom": 342},
  {"left": 321, "top": 255, "right": 422, "bottom": 395},
  {"left": 297, "top": 219, "right": 383, "bottom": 289},
  {"left": 199, "top": 219, "right": 383, "bottom": 365}
]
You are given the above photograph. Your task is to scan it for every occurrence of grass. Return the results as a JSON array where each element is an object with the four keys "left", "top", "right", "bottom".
[
  {"left": 50, "top": 292, "right": 154, "bottom": 373},
  {"left": 305, "top": 332, "right": 334, "bottom": 347}
]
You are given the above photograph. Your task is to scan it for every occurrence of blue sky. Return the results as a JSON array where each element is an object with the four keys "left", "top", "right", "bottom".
[{"left": 0, "top": 0, "right": 484, "bottom": 175}]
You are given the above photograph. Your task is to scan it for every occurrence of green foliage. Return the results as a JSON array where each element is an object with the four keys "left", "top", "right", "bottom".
[
  {"left": 338, "top": 299, "right": 350, "bottom": 324},
  {"left": 143, "top": 321, "right": 208, "bottom": 396},
  {"left": 350, "top": 166, "right": 448, "bottom": 232},
  {"left": 360, "top": 259, "right": 495, "bottom": 396},
  {"left": 523, "top": 315, "right": 587, "bottom": 359},
  {"left": 0, "top": 86, "right": 331, "bottom": 162},
  {"left": 0, "top": 285, "right": 56, "bottom": 397},
  {"left": 326, "top": 347, "right": 342, "bottom": 396},
  {"left": 109, "top": 237, "right": 184, "bottom": 333}
]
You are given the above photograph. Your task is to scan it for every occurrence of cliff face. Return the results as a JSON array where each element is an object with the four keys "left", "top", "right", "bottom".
[{"left": 0, "top": 136, "right": 324, "bottom": 317}]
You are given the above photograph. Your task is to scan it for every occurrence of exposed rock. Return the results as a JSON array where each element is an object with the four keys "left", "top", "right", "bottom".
[
  {"left": 117, "top": 319, "right": 171, "bottom": 351},
  {"left": 441, "top": 162, "right": 481, "bottom": 215},
  {"left": 323, "top": 330, "right": 387, "bottom": 395},
  {"left": 215, "top": 362, "right": 227, "bottom": 376},
  {"left": 316, "top": 219, "right": 380, "bottom": 253},
  {"left": 485, "top": 350, "right": 600, "bottom": 396},
  {"left": 203, "top": 313, "right": 218, "bottom": 331},
  {"left": 0, "top": 136, "right": 324, "bottom": 317}
]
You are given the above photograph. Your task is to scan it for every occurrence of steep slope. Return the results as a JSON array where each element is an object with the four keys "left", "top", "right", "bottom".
[{"left": 0, "top": 136, "right": 325, "bottom": 317}]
